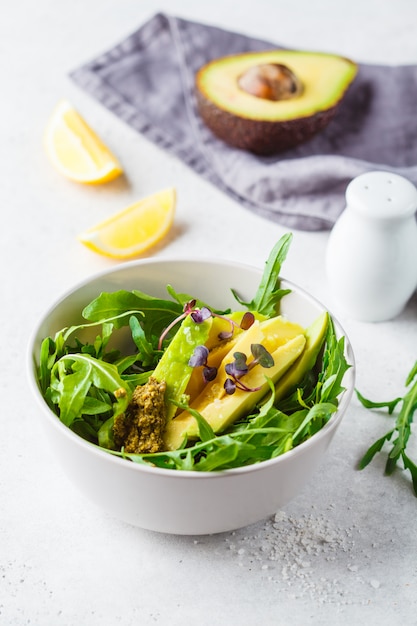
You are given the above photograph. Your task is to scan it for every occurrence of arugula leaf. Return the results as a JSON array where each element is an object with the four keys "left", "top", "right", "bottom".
[
  {"left": 232, "top": 233, "right": 292, "bottom": 316},
  {"left": 165, "top": 285, "right": 228, "bottom": 314},
  {"left": 39, "top": 336, "right": 58, "bottom": 395},
  {"left": 51, "top": 360, "right": 93, "bottom": 427},
  {"left": 82, "top": 289, "right": 182, "bottom": 337},
  {"left": 194, "top": 438, "right": 257, "bottom": 472},
  {"left": 50, "top": 354, "right": 130, "bottom": 427},
  {"left": 402, "top": 452, "right": 417, "bottom": 495},
  {"left": 72, "top": 415, "right": 109, "bottom": 443},
  {"left": 358, "top": 359, "right": 417, "bottom": 496},
  {"left": 230, "top": 381, "right": 299, "bottom": 452},
  {"left": 80, "top": 396, "right": 114, "bottom": 415},
  {"left": 129, "top": 315, "right": 157, "bottom": 367},
  {"left": 358, "top": 431, "right": 394, "bottom": 469},
  {"left": 355, "top": 390, "right": 401, "bottom": 414},
  {"left": 114, "top": 354, "right": 141, "bottom": 374},
  {"left": 317, "top": 320, "right": 349, "bottom": 405},
  {"left": 170, "top": 398, "right": 216, "bottom": 444},
  {"left": 183, "top": 407, "right": 215, "bottom": 443}
]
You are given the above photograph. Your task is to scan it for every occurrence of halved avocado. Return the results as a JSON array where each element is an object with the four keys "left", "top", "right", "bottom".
[{"left": 195, "top": 50, "right": 357, "bottom": 155}]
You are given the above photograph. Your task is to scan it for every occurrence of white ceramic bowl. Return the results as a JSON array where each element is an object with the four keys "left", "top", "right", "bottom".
[{"left": 28, "top": 258, "right": 355, "bottom": 535}]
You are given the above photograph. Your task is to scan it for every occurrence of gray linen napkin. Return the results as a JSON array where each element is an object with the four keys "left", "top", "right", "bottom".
[{"left": 70, "top": 13, "right": 417, "bottom": 231}]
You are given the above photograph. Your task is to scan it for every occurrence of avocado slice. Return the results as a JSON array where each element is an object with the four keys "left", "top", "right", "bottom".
[
  {"left": 274, "top": 311, "right": 329, "bottom": 403},
  {"left": 184, "top": 314, "right": 304, "bottom": 405},
  {"left": 163, "top": 318, "right": 306, "bottom": 450},
  {"left": 153, "top": 313, "right": 213, "bottom": 420},
  {"left": 195, "top": 50, "right": 357, "bottom": 154}
]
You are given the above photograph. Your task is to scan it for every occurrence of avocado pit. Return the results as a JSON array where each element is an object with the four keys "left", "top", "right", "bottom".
[{"left": 238, "top": 63, "right": 303, "bottom": 101}]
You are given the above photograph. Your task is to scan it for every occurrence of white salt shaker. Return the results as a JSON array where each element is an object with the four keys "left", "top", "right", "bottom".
[{"left": 326, "top": 171, "right": 417, "bottom": 322}]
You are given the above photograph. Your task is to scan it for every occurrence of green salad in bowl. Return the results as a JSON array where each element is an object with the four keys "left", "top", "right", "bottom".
[
  {"left": 29, "top": 233, "right": 355, "bottom": 534},
  {"left": 37, "top": 233, "right": 351, "bottom": 471}
]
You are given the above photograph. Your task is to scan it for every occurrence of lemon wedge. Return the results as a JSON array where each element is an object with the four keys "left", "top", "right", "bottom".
[
  {"left": 45, "top": 100, "right": 123, "bottom": 184},
  {"left": 78, "top": 188, "right": 176, "bottom": 258}
]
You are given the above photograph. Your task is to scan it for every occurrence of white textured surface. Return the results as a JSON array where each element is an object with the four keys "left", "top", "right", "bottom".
[{"left": 2, "top": 1, "right": 417, "bottom": 624}]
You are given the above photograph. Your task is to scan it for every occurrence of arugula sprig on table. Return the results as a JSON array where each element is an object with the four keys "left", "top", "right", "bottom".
[{"left": 357, "top": 360, "right": 417, "bottom": 496}]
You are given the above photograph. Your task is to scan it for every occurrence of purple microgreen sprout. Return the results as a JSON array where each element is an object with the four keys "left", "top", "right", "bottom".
[
  {"left": 251, "top": 343, "right": 275, "bottom": 368},
  {"left": 217, "top": 311, "right": 255, "bottom": 340},
  {"left": 188, "top": 345, "right": 209, "bottom": 368},
  {"left": 158, "top": 299, "right": 209, "bottom": 350},
  {"left": 158, "top": 299, "right": 256, "bottom": 350},
  {"left": 225, "top": 352, "right": 248, "bottom": 378},
  {"left": 224, "top": 376, "right": 262, "bottom": 395},
  {"left": 240, "top": 311, "right": 256, "bottom": 330},
  {"left": 214, "top": 313, "right": 236, "bottom": 341},
  {"left": 224, "top": 343, "right": 274, "bottom": 395},
  {"left": 190, "top": 306, "right": 212, "bottom": 324},
  {"left": 188, "top": 344, "right": 218, "bottom": 383},
  {"left": 185, "top": 299, "right": 197, "bottom": 312},
  {"left": 202, "top": 366, "right": 218, "bottom": 382},
  {"left": 224, "top": 378, "right": 237, "bottom": 395}
]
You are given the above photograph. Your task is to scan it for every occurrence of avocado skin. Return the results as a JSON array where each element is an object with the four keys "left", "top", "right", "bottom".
[{"left": 196, "top": 89, "right": 339, "bottom": 155}]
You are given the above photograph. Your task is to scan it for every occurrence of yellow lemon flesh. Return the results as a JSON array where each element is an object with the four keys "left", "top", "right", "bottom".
[
  {"left": 78, "top": 188, "right": 176, "bottom": 259},
  {"left": 45, "top": 100, "right": 123, "bottom": 184}
]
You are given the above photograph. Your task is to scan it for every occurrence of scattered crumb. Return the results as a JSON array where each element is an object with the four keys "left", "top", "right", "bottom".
[{"left": 222, "top": 508, "right": 385, "bottom": 606}]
